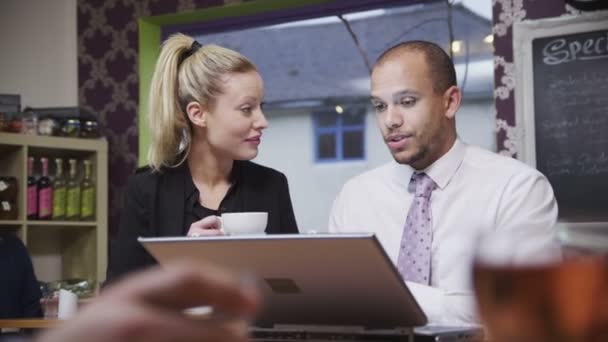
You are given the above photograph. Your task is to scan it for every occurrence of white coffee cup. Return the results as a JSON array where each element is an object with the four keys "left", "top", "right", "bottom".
[{"left": 220, "top": 212, "right": 268, "bottom": 235}]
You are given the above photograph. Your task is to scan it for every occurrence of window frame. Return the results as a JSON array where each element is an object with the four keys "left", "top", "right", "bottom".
[{"left": 313, "top": 109, "right": 366, "bottom": 163}]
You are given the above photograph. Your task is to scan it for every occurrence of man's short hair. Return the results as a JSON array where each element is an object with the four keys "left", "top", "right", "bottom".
[{"left": 375, "top": 41, "right": 457, "bottom": 94}]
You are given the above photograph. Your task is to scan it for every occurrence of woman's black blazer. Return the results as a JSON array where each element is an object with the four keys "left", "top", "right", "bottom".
[{"left": 107, "top": 160, "right": 298, "bottom": 283}]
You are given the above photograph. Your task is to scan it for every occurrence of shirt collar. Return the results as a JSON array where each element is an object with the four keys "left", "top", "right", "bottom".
[
  {"left": 425, "top": 138, "right": 465, "bottom": 190},
  {"left": 392, "top": 138, "right": 466, "bottom": 190},
  {"left": 183, "top": 160, "right": 243, "bottom": 202},
  {"left": 181, "top": 162, "right": 198, "bottom": 202}
]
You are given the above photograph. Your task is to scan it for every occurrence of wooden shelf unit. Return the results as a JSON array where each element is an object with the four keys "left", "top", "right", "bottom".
[{"left": 0, "top": 132, "right": 108, "bottom": 286}]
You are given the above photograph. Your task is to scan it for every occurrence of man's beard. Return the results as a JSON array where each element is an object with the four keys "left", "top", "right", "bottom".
[{"left": 392, "top": 144, "right": 428, "bottom": 167}]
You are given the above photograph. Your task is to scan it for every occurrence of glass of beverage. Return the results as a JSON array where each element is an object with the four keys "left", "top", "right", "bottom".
[
  {"left": 40, "top": 283, "right": 59, "bottom": 319},
  {"left": 472, "top": 227, "right": 608, "bottom": 342}
]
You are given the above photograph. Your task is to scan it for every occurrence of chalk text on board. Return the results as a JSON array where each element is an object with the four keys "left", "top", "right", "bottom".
[{"left": 542, "top": 32, "right": 608, "bottom": 65}]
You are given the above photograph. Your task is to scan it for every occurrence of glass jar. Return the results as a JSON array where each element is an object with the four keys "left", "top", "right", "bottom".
[
  {"left": 0, "top": 113, "right": 7, "bottom": 132},
  {"left": 61, "top": 118, "right": 81, "bottom": 137},
  {"left": 80, "top": 120, "right": 100, "bottom": 139},
  {"left": 38, "top": 117, "right": 60, "bottom": 136},
  {"left": 8, "top": 116, "right": 23, "bottom": 133},
  {"left": 21, "top": 112, "right": 38, "bottom": 135}
]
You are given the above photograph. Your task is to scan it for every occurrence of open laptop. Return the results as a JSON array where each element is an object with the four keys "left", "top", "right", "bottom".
[
  {"left": 140, "top": 233, "right": 484, "bottom": 341},
  {"left": 139, "top": 233, "right": 426, "bottom": 338}
]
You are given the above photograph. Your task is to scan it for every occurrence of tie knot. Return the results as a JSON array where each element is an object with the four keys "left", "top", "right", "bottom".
[{"left": 409, "top": 172, "right": 436, "bottom": 198}]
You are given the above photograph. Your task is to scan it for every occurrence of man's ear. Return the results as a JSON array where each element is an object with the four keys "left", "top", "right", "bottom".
[
  {"left": 443, "top": 85, "right": 461, "bottom": 120},
  {"left": 186, "top": 101, "right": 208, "bottom": 128}
]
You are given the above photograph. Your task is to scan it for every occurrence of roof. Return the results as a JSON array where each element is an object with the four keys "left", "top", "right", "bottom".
[{"left": 195, "top": 2, "right": 493, "bottom": 105}]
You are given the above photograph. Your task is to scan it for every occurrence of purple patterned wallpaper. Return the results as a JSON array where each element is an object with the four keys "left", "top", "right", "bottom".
[
  {"left": 492, "top": 0, "right": 583, "bottom": 156},
  {"left": 77, "top": 0, "right": 584, "bottom": 237},
  {"left": 77, "top": 0, "right": 230, "bottom": 237}
]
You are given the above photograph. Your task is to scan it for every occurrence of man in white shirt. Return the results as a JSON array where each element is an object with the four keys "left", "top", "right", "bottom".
[{"left": 328, "top": 41, "right": 558, "bottom": 324}]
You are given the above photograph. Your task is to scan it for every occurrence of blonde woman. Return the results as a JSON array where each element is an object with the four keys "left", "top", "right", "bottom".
[{"left": 108, "top": 34, "right": 298, "bottom": 282}]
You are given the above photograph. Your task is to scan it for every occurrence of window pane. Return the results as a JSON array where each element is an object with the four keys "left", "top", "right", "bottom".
[
  {"left": 343, "top": 130, "right": 364, "bottom": 159},
  {"left": 342, "top": 109, "right": 365, "bottom": 126},
  {"left": 316, "top": 112, "right": 338, "bottom": 127},
  {"left": 318, "top": 133, "right": 337, "bottom": 159}
]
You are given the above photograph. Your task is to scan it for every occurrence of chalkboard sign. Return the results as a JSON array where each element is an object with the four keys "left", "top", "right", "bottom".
[{"left": 514, "top": 12, "right": 608, "bottom": 220}]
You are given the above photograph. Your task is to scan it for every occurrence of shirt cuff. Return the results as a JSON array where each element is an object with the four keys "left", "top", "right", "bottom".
[
  {"left": 406, "top": 282, "right": 478, "bottom": 325},
  {"left": 406, "top": 281, "right": 444, "bottom": 323}
]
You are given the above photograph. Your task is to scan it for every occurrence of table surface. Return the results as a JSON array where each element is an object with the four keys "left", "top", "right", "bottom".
[{"left": 0, "top": 319, "right": 62, "bottom": 329}]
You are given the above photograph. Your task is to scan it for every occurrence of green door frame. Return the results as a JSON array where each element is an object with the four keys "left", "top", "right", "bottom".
[{"left": 137, "top": 0, "right": 334, "bottom": 166}]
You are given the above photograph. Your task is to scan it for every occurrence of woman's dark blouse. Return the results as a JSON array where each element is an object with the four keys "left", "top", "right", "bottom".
[{"left": 108, "top": 160, "right": 298, "bottom": 283}]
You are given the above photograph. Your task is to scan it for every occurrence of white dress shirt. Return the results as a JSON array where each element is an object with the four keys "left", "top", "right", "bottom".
[{"left": 328, "top": 139, "right": 558, "bottom": 325}]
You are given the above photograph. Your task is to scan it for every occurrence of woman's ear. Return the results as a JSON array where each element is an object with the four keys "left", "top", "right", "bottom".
[{"left": 186, "top": 101, "right": 208, "bottom": 128}]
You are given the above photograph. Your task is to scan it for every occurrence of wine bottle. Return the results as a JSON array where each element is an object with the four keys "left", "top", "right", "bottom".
[
  {"left": 80, "top": 160, "right": 95, "bottom": 221},
  {"left": 27, "top": 156, "right": 38, "bottom": 220},
  {"left": 52, "top": 158, "right": 66, "bottom": 220},
  {"left": 37, "top": 157, "right": 52, "bottom": 220},
  {"left": 66, "top": 158, "right": 81, "bottom": 221}
]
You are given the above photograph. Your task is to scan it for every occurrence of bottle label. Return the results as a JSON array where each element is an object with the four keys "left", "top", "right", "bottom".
[
  {"left": 27, "top": 185, "right": 38, "bottom": 216},
  {"left": 1, "top": 201, "right": 10, "bottom": 211},
  {"left": 39, "top": 188, "right": 53, "bottom": 219},
  {"left": 66, "top": 188, "right": 81, "bottom": 219},
  {"left": 0, "top": 181, "right": 7, "bottom": 192},
  {"left": 81, "top": 188, "right": 95, "bottom": 219},
  {"left": 53, "top": 188, "right": 66, "bottom": 218}
]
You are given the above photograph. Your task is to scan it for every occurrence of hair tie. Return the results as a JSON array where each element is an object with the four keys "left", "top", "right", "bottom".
[
  {"left": 190, "top": 41, "right": 202, "bottom": 52},
  {"left": 179, "top": 40, "right": 202, "bottom": 65}
]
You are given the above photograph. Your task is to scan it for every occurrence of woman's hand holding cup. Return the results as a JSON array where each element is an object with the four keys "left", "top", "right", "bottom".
[{"left": 187, "top": 216, "right": 224, "bottom": 237}]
